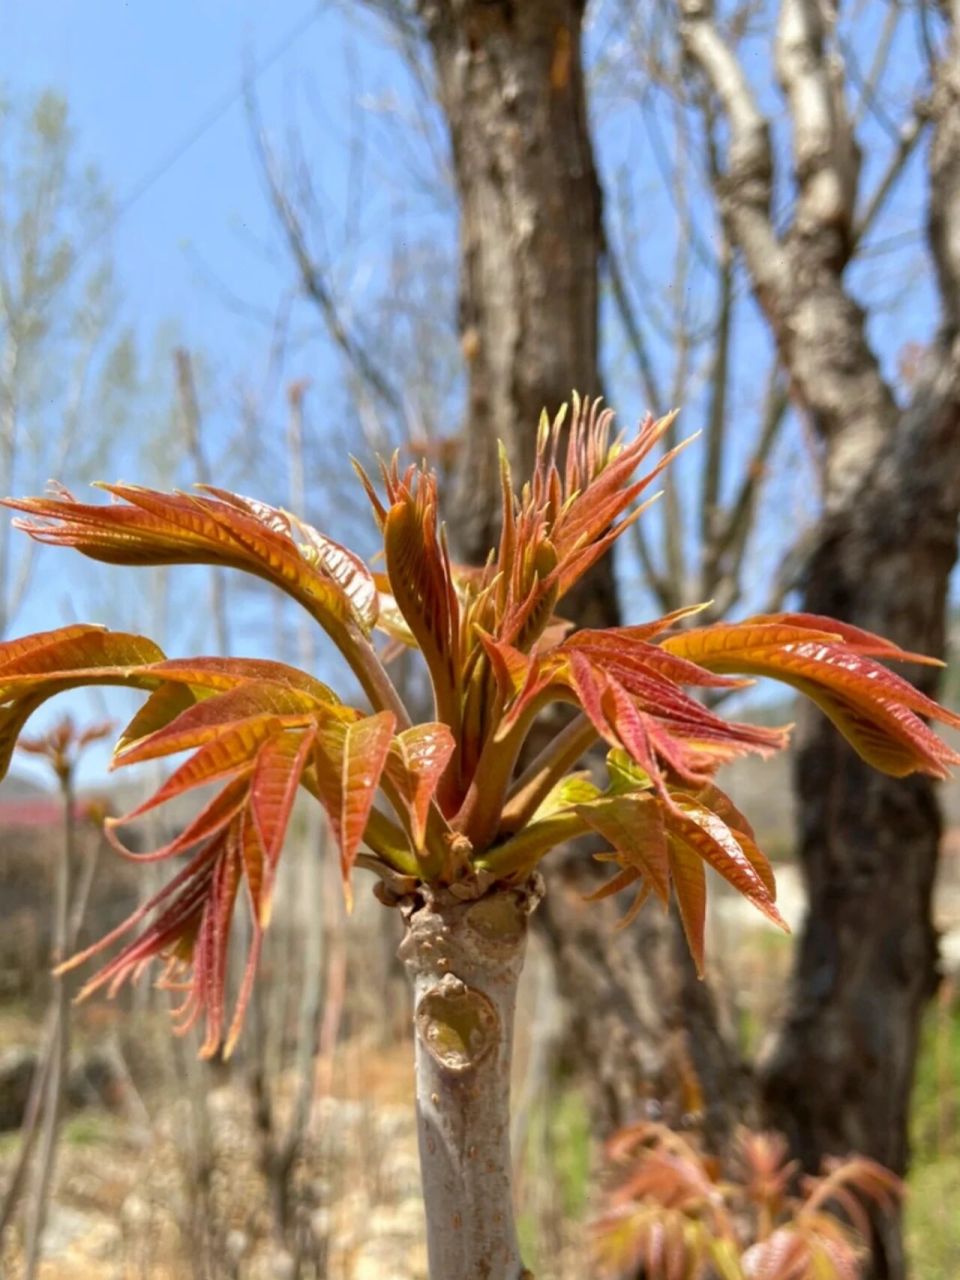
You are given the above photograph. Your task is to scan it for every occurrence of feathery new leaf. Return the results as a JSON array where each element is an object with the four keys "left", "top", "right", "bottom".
[
  {"left": 3, "top": 484, "right": 378, "bottom": 648},
  {"left": 595, "top": 1123, "right": 902, "bottom": 1280}
]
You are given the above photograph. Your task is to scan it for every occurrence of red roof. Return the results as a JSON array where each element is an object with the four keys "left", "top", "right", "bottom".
[{"left": 0, "top": 798, "right": 84, "bottom": 828}]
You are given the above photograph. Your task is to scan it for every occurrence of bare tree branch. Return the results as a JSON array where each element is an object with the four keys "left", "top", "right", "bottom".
[
  {"left": 852, "top": 100, "right": 930, "bottom": 249},
  {"left": 708, "top": 368, "right": 790, "bottom": 615},
  {"left": 927, "top": 8, "right": 960, "bottom": 334},
  {"left": 775, "top": 0, "right": 859, "bottom": 254},
  {"left": 603, "top": 233, "right": 664, "bottom": 417},
  {"left": 174, "top": 348, "right": 230, "bottom": 656},
  {"left": 247, "top": 88, "right": 408, "bottom": 423},
  {"left": 699, "top": 240, "right": 733, "bottom": 563},
  {"left": 681, "top": 0, "right": 897, "bottom": 507},
  {"left": 851, "top": 1, "right": 901, "bottom": 130},
  {"left": 679, "top": 0, "right": 788, "bottom": 300}
]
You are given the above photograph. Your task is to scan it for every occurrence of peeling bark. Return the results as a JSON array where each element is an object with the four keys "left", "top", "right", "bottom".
[{"left": 399, "top": 878, "right": 543, "bottom": 1280}]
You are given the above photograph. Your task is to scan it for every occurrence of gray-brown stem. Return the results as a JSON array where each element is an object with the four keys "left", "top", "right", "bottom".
[
  {"left": 399, "top": 878, "right": 543, "bottom": 1280},
  {"left": 22, "top": 771, "right": 74, "bottom": 1279}
]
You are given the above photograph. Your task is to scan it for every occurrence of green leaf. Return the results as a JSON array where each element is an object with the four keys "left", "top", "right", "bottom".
[
  {"left": 605, "top": 748, "right": 653, "bottom": 796},
  {"left": 531, "top": 771, "right": 601, "bottom": 819}
]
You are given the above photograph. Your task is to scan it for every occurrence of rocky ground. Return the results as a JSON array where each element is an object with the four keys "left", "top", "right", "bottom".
[
  {"left": 2, "top": 1063, "right": 431, "bottom": 1280},
  {"left": 0, "top": 1033, "right": 587, "bottom": 1280}
]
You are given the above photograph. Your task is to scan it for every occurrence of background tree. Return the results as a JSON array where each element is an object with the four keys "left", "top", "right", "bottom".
[
  {"left": 0, "top": 716, "right": 112, "bottom": 1278},
  {"left": 674, "top": 4, "right": 960, "bottom": 1273},
  {"left": 0, "top": 88, "right": 134, "bottom": 639}
]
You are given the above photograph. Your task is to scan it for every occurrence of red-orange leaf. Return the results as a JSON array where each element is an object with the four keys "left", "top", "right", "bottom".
[
  {"left": 196, "top": 486, "right": 379, "bottom": 631},
  {"left": 667, "top": 803, "right": 786, "bottom": 934},
  {"left": 383, "top": 479, "right": 460, "bottom": 725},
  {"left": 0, "top": 623, "right": 101, "bottom": 670},
  {"left": 114, "top": 658, "right": 339, "bottom": 756},
  {"left": 237, "top": 805, "right": 267, "bottom": 926},
  {"left": 661, "top": 614, "right": 960, "bottom": 778},
  {"left": 575, "top": 780, "right": 784, "bottom": 971},
  {"left": 474, "top": 630, "right": 532, "bottom": 701},
  {"left": 249, "top": 727, "right": 317, "bottom": 924},
  {"left": 62, "top": 713, "right": 320, "bottom": 1059},
  {"left": 117, "top": 722, "right": 277, "bottom": 813},
  {"left": 117, "top": 682, "right": 202, "bottom": 755},
  {"left": 146, "top": 656, "right": 339, "bottom": 702},
  {"left": 384, "top": 723, "right": 456, "bottom": 851},
  {"left": 577, "top": 794, "right": 671, "bottom": 904},
  {"left": 313, "top": 711, "right": 396, "bottom": 903},
  {"left": 757, "top": 612, "right": 945, "bottom": 666},
  {"left": 112, "top": 683, "right": 319, "bottom": 766},
  {"left": 3, "top": 484, "right": 376, "bottom": 646},
  {"left": 564, "top": 627, "right": 748, "bottom": 690},
  {"left": 667, "top": 838, "right": 708, "bottom": 975},
  {"left": 0, "top": 624, "right": 164, "bottom": 680},
  {"left": 6, "top": 398, "right": 957, "bottom": 1065},
  {"left": 106, "top": 773, "right": 251, "bottom": 862},
  {"left": 0, "top": 626, "right": 166, "bottom": 779}
]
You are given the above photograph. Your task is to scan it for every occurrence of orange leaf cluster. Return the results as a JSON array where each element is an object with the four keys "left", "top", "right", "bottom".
[
  {"left": 594, "top": 1123, "right": 902, "bottom": 1280},
  {"left": 1, "top": 395, "right": 957, "bottom": 1054}
]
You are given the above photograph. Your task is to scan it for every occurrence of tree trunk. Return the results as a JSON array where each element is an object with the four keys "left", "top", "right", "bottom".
[
  {"left": 399, "top": 879, "right": 542, "bottom": 1280},
  {"left": 760, "top": 367, "right": 960, "bottom": 1279},
  {"left": 416, "top": 0, "right": 602, "bottom": 571},
  {"left": 418, "top": 0, "right": 746, "bottom": 1151},
  {"left": 679, "top": 6, "right": 960, "bottom": 1270}
]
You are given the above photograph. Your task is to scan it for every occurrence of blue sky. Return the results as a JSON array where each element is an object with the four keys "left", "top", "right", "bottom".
[{"left": 3, "top": 3, "right": 349, "bottom": 361}]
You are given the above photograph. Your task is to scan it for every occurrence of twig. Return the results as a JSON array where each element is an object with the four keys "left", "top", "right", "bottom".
[
  {"left": 21, "top": 772, "right": 76, "bottom": 1279},
  {"left": 174, "top": 348, "right": 230, "bottom": 656}
]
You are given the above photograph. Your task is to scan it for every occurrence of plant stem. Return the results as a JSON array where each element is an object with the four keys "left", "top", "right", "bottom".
[
  {"left": 399, "top": 879, "right": 543, "bottom": 1280},
  {"left": 500, "top": 714, "right": 598, "bottom": 832},
  {"left": 22, "top": 769, "right": 74, "bottom": 1279},
  {"left": 343, "top": 620, "right": 412, "bottom": 729},
  {"left": 454, "top": 688, "right": 564, "bottom": 851},
  {"left": 476, "top": 810, "right": 593, "bottom": 880}
]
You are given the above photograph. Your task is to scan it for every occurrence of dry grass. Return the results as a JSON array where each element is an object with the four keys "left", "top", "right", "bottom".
[{"left": 2, "top": 826, "right": 959, "bottom": 1278}]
